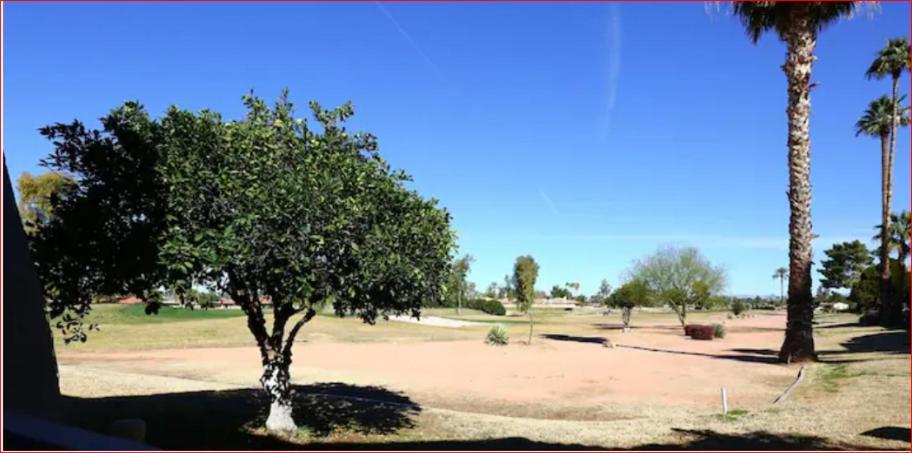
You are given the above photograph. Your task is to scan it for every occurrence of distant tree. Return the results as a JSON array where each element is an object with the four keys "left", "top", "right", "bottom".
[
  {"left": 500, "top": 274, "right": 514, "bottom": 299},
  {"left": 732, "top": 1, "right": 857, "bottom": 362},
  {"left": 589, "top": 279, "right": 612, "bottom": 305},
  {"left": 856, "top": 95, "right": 910, "bottom": 327},
  {"left": 607, "top": 278, "right": 653, "bottom": 331},
  {"left": 549, "top": 285, "right": 571, "bottom": 299},
  {"left": 772, "top": 267, "right": 788, "bottom": 306},
  {"left": 628, "top": 246, "right": 726, "bottom": 330},
  {"left": 819, "top": 241, "right": 873, "bottom": 291},
  {"left": 513, "top": 255, "right": 539, "bottom": 344},
  {"left": 565, "top": 281, "right": 580, "bottom": 298},
  {"left": 484, "top": 282, "right": 499, "bottom": 299},
  {"left": 16, "top": 171, "right": 77, "bottom": 236},
  {"left": 446, "top": 255, "right": 474, "bottom": 313}
]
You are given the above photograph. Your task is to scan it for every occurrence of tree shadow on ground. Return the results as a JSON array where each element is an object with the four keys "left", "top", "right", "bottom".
[
  {"left": 592, "top": 323, "right": 679, "bottom": 332},
  {"left": 540, "top": 333, "right": 608, "bottom": 345},
  {"left": 633, "top": 428, "right": 874, "bottom": 450},
  {"left": 62, "top": 382, "right": 420, "bottom": 450},
  {"left": 860, "top": 426, "right": 910, "bottom": 442},
  {"left": 617, "top": 344, "right": 781, "bottom": 364}
]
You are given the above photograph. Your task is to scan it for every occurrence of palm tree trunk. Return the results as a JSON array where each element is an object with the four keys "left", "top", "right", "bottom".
[
  {"left": 778, "top": 10, "right": 817, "bottom": 364},
  {"left": 880, "top": 131, "right": 895, "bottom": 327},
  {"left": 779, "top": 276, "right": 785, "bottom": 305}
]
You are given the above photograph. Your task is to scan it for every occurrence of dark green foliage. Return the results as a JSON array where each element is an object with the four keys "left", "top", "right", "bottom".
[
  {"left": 819, "top": 241, "right": 873, "bottom": 290},
  {"left": 731, "top": 299, "right": 747, "bottom": 316},
  {"left": 32, "top": 103, "right": 169, "bottom": 342},
  {"left": 465, "top": 298, "right": 506, "bottom": 316},
  {"left": 732, "top": 2, "right": 856, "bottom": 44},
  {"left": 512, "top": 255, "right": 539, "bottom": 344},
  {"left": 849, "top": 260, "right": 910, "bottom": 314},
  {"left": 550, "top": 285, "right": 571, "bottom": 299}
]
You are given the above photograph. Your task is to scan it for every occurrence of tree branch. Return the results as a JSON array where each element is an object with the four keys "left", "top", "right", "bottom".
[{"left": 282, "top": 308, "right": 317, "bottom": 359}]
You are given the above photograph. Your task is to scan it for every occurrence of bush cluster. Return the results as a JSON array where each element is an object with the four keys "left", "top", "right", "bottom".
[
  {"left": 731, "top": 299, "right": 748, "bottom": 316},
  {"left": 713, "top": 323, "right": 726, "bottom": 338},
  {"left": 465, "top": 298, "right": 506, "bottom": 316}
]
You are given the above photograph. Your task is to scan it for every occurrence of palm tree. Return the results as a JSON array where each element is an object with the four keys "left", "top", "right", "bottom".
[
  {"left": 874, "top": 210, "right": 912, "bottom": 267},
  {"left": 772, "top": 267, "right": 788, "bottom": 305},
  {"left": 858, "top": 96, "right": 910, "bottom": 326},
  {"left": 866, "top": 38, "right": 911, "bottom": 325},
  {"left": 733, "top": 2, "right": 856, "bottom": 363}
]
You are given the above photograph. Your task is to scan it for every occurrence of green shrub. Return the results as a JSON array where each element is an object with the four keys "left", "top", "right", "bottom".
[
  {"left": 731, "top": 299, "right": 747, "bottom": 316},
  {"left": 466, "top": 298, "right": 506, "bottom": 316},
  {"left": 713, "top": 323, "right": 726, "bottom": 338},
  {"left": 485, "top": 324, "right": 509, "bottom": 345}
]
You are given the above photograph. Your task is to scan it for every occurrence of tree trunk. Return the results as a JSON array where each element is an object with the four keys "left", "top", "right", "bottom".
[
  {"left": 778, "top": 11, "right": 817, "bottom": 364},
  {"left": 622, "top": 306, "right": 632, "bottom": 332},
  {"left": 527, "top": 312, "right": 534, "bottom": 344},
  {"left": 880, "top": 131, "right": 896, "bottom": 327},
  {"left": 262, "top": 356, "right": 296, "bottom": 434},
  {"left": 779, "top": 277, "right": 785, "bottom": 305},
  {"left": 880, "top": 77, "right": 899, "bottom": 327},
  {"left": 670, "top": 302, "right": 686, "bottom": 332}
]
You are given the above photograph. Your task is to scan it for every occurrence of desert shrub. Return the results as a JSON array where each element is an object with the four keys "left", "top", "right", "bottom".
[
  {"left": 713, "top": 323, "right": 726, "bottom": 338},
  {"left": 466, "top": 298, "right": 506, "bottom": 316},
  {"left": 688, "top": 324, "right": 715, "bottom": 340},
  {"left": 485, "top": 324, "right": 509, "bottom": 346},
  {"left": 731, "top": 299, "right": 747, "bottom": 316}
]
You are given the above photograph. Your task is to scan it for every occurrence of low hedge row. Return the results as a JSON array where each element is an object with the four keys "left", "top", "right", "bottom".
[{"left": 465, "top": 298, "right": 506, "bottom": 316}]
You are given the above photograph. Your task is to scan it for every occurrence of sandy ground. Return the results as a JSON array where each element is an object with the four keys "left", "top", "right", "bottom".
[
  {"left": 59, "top": 313, "right": 796, "bottom": 414},
  {"left": 388, "top": 315, "right": 480, "bottom": 328}
]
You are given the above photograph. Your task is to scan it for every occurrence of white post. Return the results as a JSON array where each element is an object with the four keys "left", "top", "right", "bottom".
[{"left": 721, "top": 386, "right": 729, "bottom": 415}]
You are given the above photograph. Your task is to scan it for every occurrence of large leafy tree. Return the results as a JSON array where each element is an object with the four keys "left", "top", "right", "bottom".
[
  {"left": 34, "top": 93, "right": 454, "bottom": 433},
  {"left": 512, "top": 255, "right": 539, "bottom": 344},
  {"left": 628, "top": 246, "right": 726, "bottom": 330},
  {"left": 159, "top": 92, "right": 453, "bottom": 432},
  {"left": 857, "top": 96, "right": 910, "bottom": 326},
  {"left": 16, "top": 171, "right": 77, "bottom": 236},
  {"left": 33, "top": 103, "right": 169, "bottom": 342},
  {"left": 732, "top": 1, "right": 857, "bottom": 363},
  {"left": 819, "top": 240, "right": 873, "bottom": 291}
]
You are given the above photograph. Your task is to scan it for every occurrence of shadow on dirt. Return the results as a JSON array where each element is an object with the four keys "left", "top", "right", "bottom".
[{"left": 62, "top": 382, "right": 420, "bottom": 450}]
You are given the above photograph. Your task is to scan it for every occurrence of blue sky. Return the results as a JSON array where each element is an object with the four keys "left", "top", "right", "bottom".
[{"left": 4, "top": 2, "right": 910, "bottom": 297}]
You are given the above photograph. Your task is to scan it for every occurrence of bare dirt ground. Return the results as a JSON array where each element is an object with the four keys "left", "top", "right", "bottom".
[
  {"left": 56, "top": 310, "right": 911, "bottom": 450},
  {"left": 60, "top": 313, "right": 793, "bottom": 411}
]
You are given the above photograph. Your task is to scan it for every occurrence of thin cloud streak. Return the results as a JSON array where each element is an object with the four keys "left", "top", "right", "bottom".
[
  {"left": 538, "top": 189, "right": 561, "bottom": 216},
  {"left": 374, "top": 2, "right": 448, "bottom": 84}
]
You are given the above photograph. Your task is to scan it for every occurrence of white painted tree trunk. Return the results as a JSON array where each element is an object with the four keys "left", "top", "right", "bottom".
[{"left": 262, "top": 359, "right": 297, "bottom": 434}]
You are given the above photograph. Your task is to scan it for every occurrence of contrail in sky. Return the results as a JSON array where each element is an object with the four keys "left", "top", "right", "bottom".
[{"left": 374, "top": 2, "right": 448, "bottom": 84}]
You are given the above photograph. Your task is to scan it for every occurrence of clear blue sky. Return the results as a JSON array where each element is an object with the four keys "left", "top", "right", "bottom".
[{"left": 4, "top": 2, "right": 910, "bottom": 297}]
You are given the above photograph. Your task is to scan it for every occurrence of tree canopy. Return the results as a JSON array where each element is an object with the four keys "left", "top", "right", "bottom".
[
  {"left": 16, "top": 171, "right": 77, "bottom": 236},
  {"left": 819, "top": 240, "right": 872, "bottom": 290},
  {"left": 33, "top": 91, "right": 455, "bottom": 432},
  {"left": 628, "top": 246, "right": 726, "bottom": 328}
]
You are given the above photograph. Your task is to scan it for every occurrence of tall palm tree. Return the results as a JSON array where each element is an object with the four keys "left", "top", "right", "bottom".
[
  {"left": 858, "top": 96, "right": 910, "bottom": 325},
  {"left": 772, "top": 267, "right": 788, "bottom": 305},
  {"left": 865, "top": 38, "right": 911, "bottom": 325},
  {"left": 733, "top": 2, "right": 857, "bottom": 363}
]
